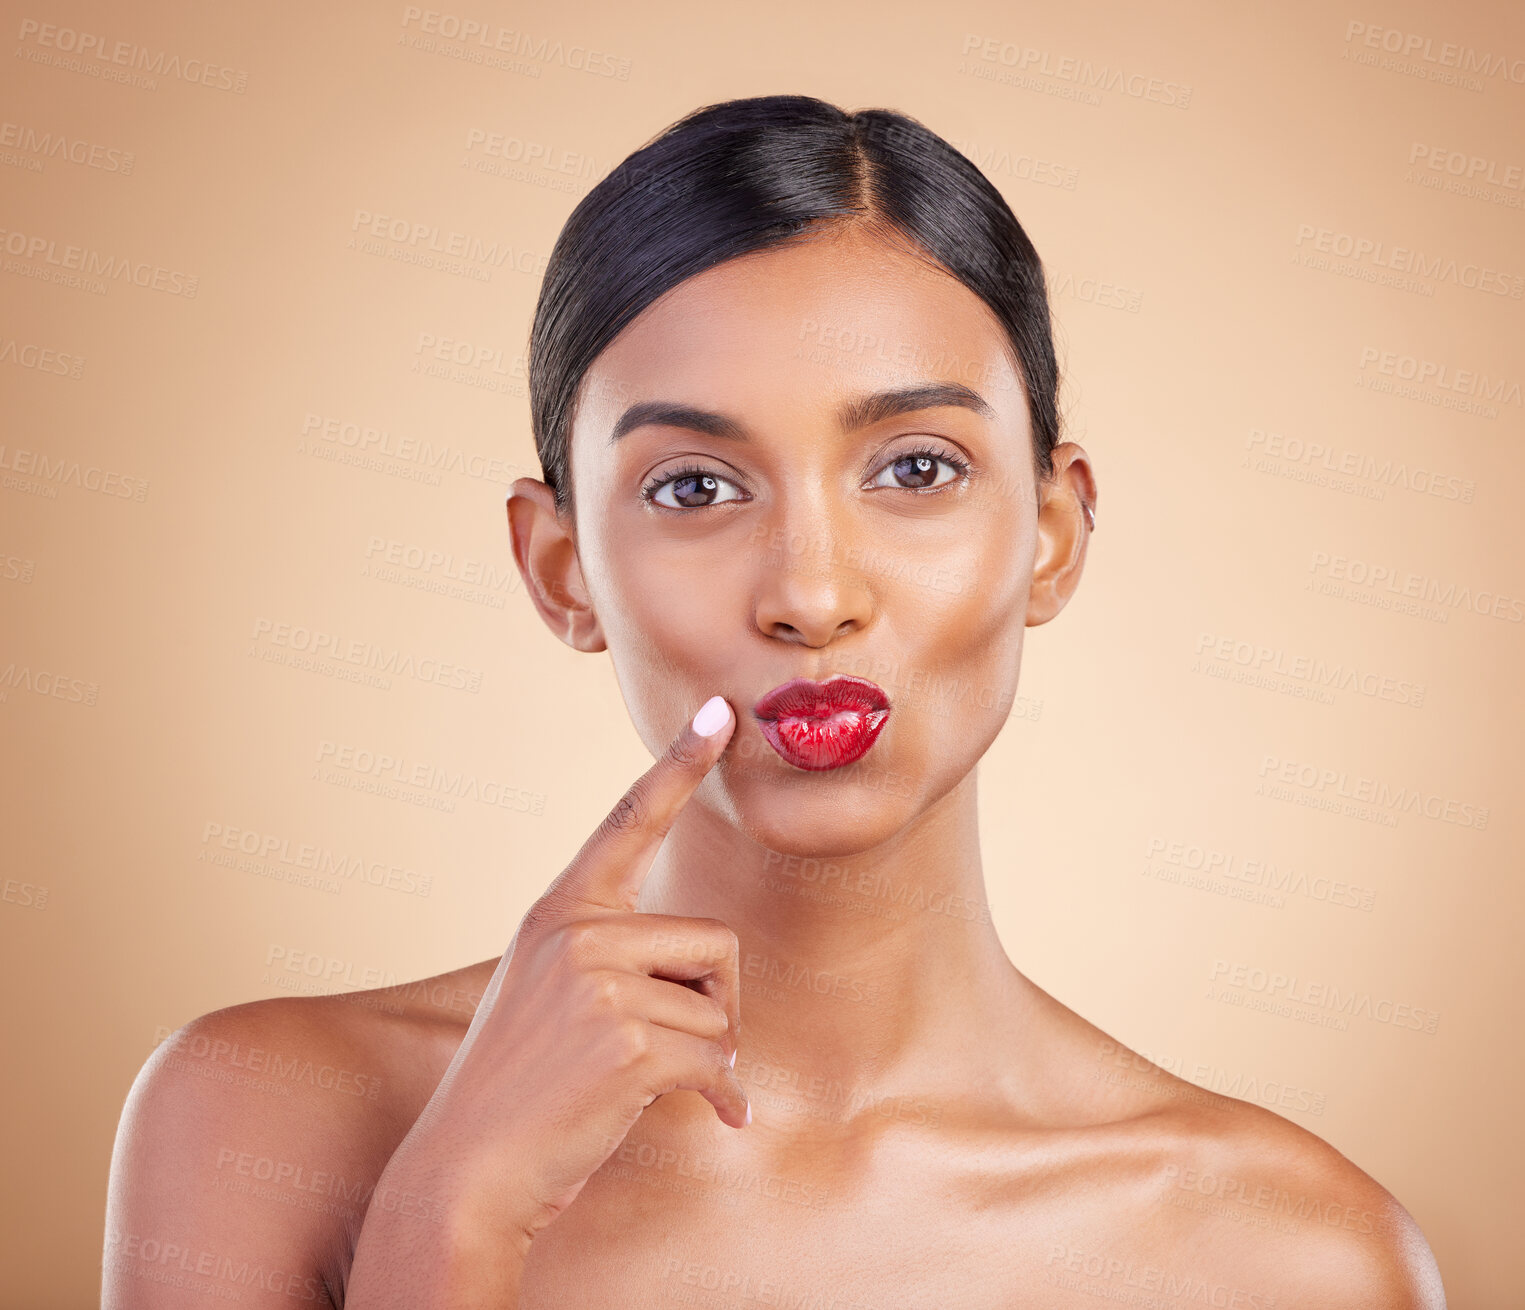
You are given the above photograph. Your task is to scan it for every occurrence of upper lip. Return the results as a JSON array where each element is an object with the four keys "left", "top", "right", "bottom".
[{"left": 752, "top": 674, "right": 891, "bottom": 720}]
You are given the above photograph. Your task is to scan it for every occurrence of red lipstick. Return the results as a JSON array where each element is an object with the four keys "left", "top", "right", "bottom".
[{"left": 751, "top": 675, "right": 891, "bottom": 771}]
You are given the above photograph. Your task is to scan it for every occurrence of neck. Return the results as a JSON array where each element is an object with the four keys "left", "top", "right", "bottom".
[{"left": 636, "top": 767, "right": 1023, "bottom": 1097}]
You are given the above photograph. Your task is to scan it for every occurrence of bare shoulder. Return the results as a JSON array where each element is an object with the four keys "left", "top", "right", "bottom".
[
  {"left": 1078, "top": 1028, "right": 1447, "bottom": 1308},
  {"left": 103, "top": 961, "right": 494, "bottom": 1309},
  {"left": 1163, "top": 1095, "right": 1445, "bottom": 1304}
]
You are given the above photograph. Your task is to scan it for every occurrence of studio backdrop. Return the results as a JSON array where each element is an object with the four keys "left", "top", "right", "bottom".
[{"left": 1, "top": 0, "right": 1521, "bottom": 1305}]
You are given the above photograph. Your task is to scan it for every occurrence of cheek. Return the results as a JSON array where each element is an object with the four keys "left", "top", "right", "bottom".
[
  {"left": 587, "top": 504, "right": 1030, "bottom": 755},
  {"left": 613, "top": 535, "right": 739, "bottom": 626},
  {"left": 889, "top": 522, "right": 1029, "bottom": 723},
  {"left": 594, "top": 541, "right": 737, "bottom": 693}
]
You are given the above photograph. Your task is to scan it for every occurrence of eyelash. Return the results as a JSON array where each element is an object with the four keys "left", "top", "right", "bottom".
[{"left": 639, "top": 445, "right": 974, "bottom": 509}]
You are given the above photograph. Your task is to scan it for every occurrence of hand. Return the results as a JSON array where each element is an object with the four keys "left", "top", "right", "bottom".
[{"left": 389, "top": 694, "right": 749, "bottom": 1252}]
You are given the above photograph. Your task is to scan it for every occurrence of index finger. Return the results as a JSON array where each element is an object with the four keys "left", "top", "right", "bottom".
[{"left": 543, "top": 694, "right": 735, "bottom": 914}]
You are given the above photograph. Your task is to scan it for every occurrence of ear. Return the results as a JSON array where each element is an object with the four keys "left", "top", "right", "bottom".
[
  {"left": 506, "top": 478, "right": 607, "bottom": 653},
  {"left": 1025, "top": 442, "right": 1097, "bottom": 627}
]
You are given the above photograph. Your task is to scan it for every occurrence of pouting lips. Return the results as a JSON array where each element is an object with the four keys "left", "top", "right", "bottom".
[
  {"left": 752, "top": 674, "right": 890, "bottom": 720},
  {"left": 751, "top": 675, "right": 891, "bottom": 771}
]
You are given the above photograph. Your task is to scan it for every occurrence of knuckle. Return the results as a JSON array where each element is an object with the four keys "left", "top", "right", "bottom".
[
  {"left": 602, "top": 786, "right": 648, "bottom": 837},
  {"left": 590, "top": 971, "right": 623, "bottom": 1011},
  {"left": 709, "top": 1041, "right": 736, "bottom": 1083},
  {"left": 518, "top": 896, "right": 560, "bottom": 937},
  {"left": 613, "top": 1017, "right": 649, "bottom": 1066},
  {"left": 521, "top": 888, "right": 579, "bottom": 937},
  {"left": 700, "top": 995, "right": 728, "bottom": 1035},
  {"left": 554, "top": 920, "right": 602, "bottom": 966},
  {"left": 700, "top": 918, "right": 741, "bottom": 959},
  {"left": 666, "top": 733, "right": 705, "bottom": 772}
]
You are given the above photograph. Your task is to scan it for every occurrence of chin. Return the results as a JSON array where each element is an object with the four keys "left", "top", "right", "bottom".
[
  {"left": 736, "top": 804, "right": 912, "bottom": 863},
  {"left": 715, "top": 748, "right": 927, "bottom": 861}
]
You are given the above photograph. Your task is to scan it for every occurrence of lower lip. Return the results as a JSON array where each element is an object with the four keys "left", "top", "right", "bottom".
[{"left": 756, "top": 708, "right": 890, "bottom": 771}]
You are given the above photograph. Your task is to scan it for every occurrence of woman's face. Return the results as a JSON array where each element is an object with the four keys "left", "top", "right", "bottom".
[{"left": 513, "top": 221, "right": 1091, "bottom": 858}]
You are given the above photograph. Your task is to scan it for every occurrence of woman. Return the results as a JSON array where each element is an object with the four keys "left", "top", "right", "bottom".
[{"left": 103, "top": 95, "right": 1445, "bottom": 1308}]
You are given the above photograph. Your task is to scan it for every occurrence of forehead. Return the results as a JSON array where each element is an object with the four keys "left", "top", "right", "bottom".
[{"left": 573, "top": 222, "right": 1027, "bottom": 440}]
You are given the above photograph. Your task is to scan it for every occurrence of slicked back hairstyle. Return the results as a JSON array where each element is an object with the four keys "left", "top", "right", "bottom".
[{"left": 527, "top": 93, "right": 1060, "bottom": 518}]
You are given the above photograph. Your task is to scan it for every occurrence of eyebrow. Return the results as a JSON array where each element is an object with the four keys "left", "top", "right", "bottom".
[{"left": 607, "top": 382, "right": 995, "bottom": 445}]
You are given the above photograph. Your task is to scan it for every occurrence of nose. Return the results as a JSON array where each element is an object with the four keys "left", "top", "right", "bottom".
[{"left": 751, "top": 517, "right": 874, "bottom": 647}]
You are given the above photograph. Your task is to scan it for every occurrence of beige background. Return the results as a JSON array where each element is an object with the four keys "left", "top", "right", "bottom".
[{"left": 2, "top": 0, "right": 1521, "bottom": 1304}]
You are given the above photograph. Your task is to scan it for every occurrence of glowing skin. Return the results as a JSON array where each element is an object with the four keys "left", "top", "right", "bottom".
[
  {"left": 508, "top": 221, "right": 1070, "bottom": 1135},
  {"left": 551, "top": 221, "right": 1047, "bottom": 874},
  {"left": 102, "top": 222, "right": 1444, "bottom": 1310}
]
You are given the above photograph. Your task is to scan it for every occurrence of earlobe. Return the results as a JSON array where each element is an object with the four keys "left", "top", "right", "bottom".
[
  {"left": 506, "top": 479, "right": 607, "bottom": 653},
  {"left": 1024, "top": 443, "right": 1096, "bottom": 627}
]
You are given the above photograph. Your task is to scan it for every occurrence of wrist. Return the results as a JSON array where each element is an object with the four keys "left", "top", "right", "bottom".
[
  {"left": 346, "top": 1157, "right": 533, "bottom": 1307},
  {"left": 374, "top": 1128, "right": 546, "bottom": 1260}
]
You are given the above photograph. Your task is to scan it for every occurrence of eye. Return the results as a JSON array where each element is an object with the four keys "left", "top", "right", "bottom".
[
  {"left": 867, "top": 446, "right": 971, "bottom": 493},
  {"left": 641, "top": 464, "right": 748, "bottom": 510}
]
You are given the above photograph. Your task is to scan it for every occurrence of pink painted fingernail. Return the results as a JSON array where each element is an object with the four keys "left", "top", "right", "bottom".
[{"left": 693, "top": 696, "right": 729, "bottom": 737}]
